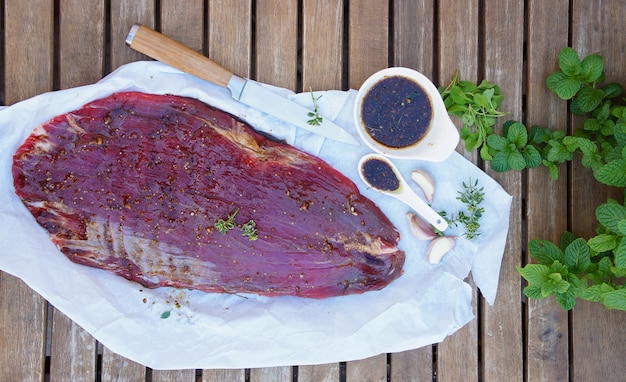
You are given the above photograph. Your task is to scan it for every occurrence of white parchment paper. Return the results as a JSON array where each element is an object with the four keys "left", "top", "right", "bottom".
[{"left": 0, "top": 62, "right": 512, "bottom": 369}]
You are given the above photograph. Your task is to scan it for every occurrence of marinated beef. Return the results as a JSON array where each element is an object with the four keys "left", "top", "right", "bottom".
[{"left": 12, "top": 92, "right": 404, "bottom": 298}]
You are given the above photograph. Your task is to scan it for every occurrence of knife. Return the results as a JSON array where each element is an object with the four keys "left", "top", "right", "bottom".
[{"left": 125, "top": 24, "right": 359, "bottom": 146}]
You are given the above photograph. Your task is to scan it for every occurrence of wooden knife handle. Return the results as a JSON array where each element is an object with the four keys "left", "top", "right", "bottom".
[{"left": 126, "top": 24, "right": 233, "bottom": 87}]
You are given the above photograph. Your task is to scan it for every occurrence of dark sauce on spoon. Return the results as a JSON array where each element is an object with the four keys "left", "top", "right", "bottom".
[
  {"left": 361, "top": 158, "right": 400, "bottom": 191},
  {"left": 361, "top": 76, "right": 432, "bottom": 148}
]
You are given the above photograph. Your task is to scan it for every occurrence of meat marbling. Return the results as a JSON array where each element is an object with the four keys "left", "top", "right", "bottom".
[{"left": 12, "top": 92, "right": 405, "bottom": 298}]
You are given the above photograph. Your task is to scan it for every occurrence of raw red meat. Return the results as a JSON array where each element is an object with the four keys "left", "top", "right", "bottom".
[{"left": 12, "top": 92, "right": 404, "bottom": 298}]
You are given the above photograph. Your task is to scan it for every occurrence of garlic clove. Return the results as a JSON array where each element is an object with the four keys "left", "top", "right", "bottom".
[
  {"left": 406, "top": 211, "right": 438, "bottom": 241},
  {"left": 411, "top": 169, "right": 435, "bottom": 203},
  {"left": 426, "top": 236, "right": 456, "bottom": 264}
]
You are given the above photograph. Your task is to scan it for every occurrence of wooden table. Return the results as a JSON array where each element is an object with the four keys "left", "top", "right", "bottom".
[{"left": 1, "top": 1, "right": 625, "bottom": 381}]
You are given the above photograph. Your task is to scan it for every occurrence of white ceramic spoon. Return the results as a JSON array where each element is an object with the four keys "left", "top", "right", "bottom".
[{"left": 358, "top": 153, "right": 448, "bottom": 232}]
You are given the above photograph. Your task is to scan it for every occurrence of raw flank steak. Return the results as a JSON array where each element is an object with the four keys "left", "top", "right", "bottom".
[{"left": 12, "top": 92, "right": 405, "bottom": 298}]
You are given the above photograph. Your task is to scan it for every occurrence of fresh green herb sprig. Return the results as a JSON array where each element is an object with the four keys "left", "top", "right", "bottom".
[
  {"left": 307, "top": 87, "right": 324, "bottom": 126},
  {"left": 214, "top": 208, "right": 239, "bottom": 234},
  {"left": 519, "top": 200, "right": 626, "bottom": 311},
  {"left": 438, "top": 178, "right": 485, "bottom": 240},
  {"left": 478, "top": 47, "right": 625, "bottom": 181},
  {"left": 241, "top": 220, "right": 258, "bottom": 241},
  {"left": 440, "top": 46, "right": 626, "bottom": 311},
  {"left": 214, "top": 208, "right": 259, "bottom": 241},
  {"left": 439, "top": 70, "right": 507, "bottom": 160}
]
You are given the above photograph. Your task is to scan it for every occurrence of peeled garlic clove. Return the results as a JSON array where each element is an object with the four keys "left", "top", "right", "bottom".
[
  {"left": 427, "top": 236, "right": 456, "bottom": 264},
  {"left": 406, "top": 211, "right": 438, "bottom": 241},
  {"left": 411, "top": 169, "right": 435, "bottom": 203}
]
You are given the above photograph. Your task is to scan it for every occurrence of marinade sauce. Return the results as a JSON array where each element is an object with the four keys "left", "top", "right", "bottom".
[
  {"left": 361, "top": 158, "right": 400, "bottom": 191},
  {"left": 361, "top": 76, "right": 432, "bottom": 148}
]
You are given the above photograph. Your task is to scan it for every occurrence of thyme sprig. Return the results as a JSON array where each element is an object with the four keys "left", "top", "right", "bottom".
[
  {"left": 214, "top": 208, "right": 239, "bottom": 234},
  {"left": 306, "top": 87, "right": 324, "bottom": 126},
  {"left": 439, "top": 178, "right": 485, "bottom": 239},
  {"left": 241, "top": 220, "right": 258, "bottom": 241},
  {"left": 214, "top": 208, "right": 258, "bottom": 241}
]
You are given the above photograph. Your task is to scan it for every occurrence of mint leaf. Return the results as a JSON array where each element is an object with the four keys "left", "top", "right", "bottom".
[
  {"left": 558, "top": 47, "right": 582, "bottom": 76},
  {"left": 596, "top": 202, "right": 626, "bottom": 233},
  {"left": 556, "top": 274, "right": 579, "bottom": 310},
  {"left": 518, "top": 263, "right": 550, "bottom": 285},
  {"left": 547, "top": 140, "right": 573, "bottom": 163},
  {"left": 564, "top": 238, "right": 591, "bottom": 273},
  {"left": 546, "top": 71, "right": 581, "bottom": 100},
  {"left": 508, "top": 150, "right": 527, "bottom": 171},
  {"left": 490, "top": 151, "right": 510, "bottom": 172},
  {"left": 487, "top": 134, "right": 508, "bottom": 151},
  {"left": 602, "top": 82, "right": 623, "bottom": 99},
  {"left": 507, "top": 122, "right": 528, "bottom": 147},
  {"left": 542, "top": 272, "right": 570, "bottom": 297},
  {"left": 581, "top": 54, "right": 604, "bottom": 82},
  {"left": 595, "top": 159, "right": 626, "bottom": 187},
  {"left": 523, "top": 284, "right": 544, "bottom": 300},
  {"left": 602, "top": 288, "right": 626, "bottom": 311},
  {"left": 571, "top": 86, "right": 604, "bottom": 113},
  {"left": 580, "top": 283, "right": 614, "bottom": 302},
  {"left": 618, "top": 220, "right": 626, "bottom": 236},
  {"left": 523, "top": 145, "right": 542, "bottom": 168},
  {"left": 529, "top": 239, "right": 565, "bottom": 265},
  {"left": 560, "top": 231, "right": 577, "bottom": 250},
  {"left": 615, "top": 238, "right": 626, "bottom": 268},
  {"left": 588, "top": 233, "right": 618, "bottom": 252}
]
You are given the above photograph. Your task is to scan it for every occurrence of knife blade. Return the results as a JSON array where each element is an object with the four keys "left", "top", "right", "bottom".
[{"left": 125, "top": 24, "right": 359, "bottom": 146}]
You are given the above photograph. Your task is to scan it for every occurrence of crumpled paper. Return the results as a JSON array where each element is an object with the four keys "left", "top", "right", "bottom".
[{"left": 0, "top": 61, "right": 512, "bottom": 369}]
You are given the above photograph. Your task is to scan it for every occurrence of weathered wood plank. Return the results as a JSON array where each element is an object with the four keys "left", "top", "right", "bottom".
[
  {"left": 437, "top": 0, "right": 479, "bottom": 161},
  {"left": 345, "top": 355, "right": 387, "bottom": 382},
  {"left": 435, "top": 2, "right": 480, "bottom": 380},
  {"left": 202, "top": 368, "right": 246, "bottom": 381},
  {"left": 160, "top": 0, "right": 204, "bottom": 52},
  {"left": 149, "top": 4, "right": 204, "bottom": 381},
  {"left": 49, "top": 310, "right": 97, "bottom": 382},
  {"left": 388, "top": 3, "right": 436, "bottom": 379},
  {"left": 525, "top": 1, "right": 571, "bottom": 381},
  {"left": 298, "top": 362, "right": 340, "bottom": 382},
  {"left": 0, "top": 2, "right": 53, "bottom": 381},
  {"left": 437, "top": 281, "right": 479, "bottom": 382},
  {"left": 151, "top": 369, "right": 196, "bottom": 382},
  {"left": 570, "top": 1, "right": 626, "bottom": 381},
  {"left": 58, "top": 0, "right": 106, "bottom": 87},
  {"left": 347, "top": 0, "right": 389, "bottom": 89},
  {"left": 392, "top": 0, "right": 434, "bottom": 77},
  {"left": 3, "top": 0, "right": 54, "bottom": 104},
  {"left": 109, "top": 0, "right": 155, "bottom": 70},
  {"left": 0, "top": 274, "right": 48, "bottom": 382},
  {"left": 207, "top": 0, "right": 253, "bottom": 78},
  {"left": 389, "top": 347, "right": 432, "bottom": 382},
  {"left": 301, "top": 0, "right": 343, "bottom": 91},
  {"left": 101, "top": 345, "right": 146, "bottom": 381},
  {"left": 481, "top": 1, "right": 525, "bottom": 381},
  {"left": 249, "top": 366, "right": 292, "bottom": 381},
  {"left": 344, "top": 2, "right": 389, "bottom": 379},
  {"left": 48, "top": 4, "right": 106, "bottom": 380},
  {"left": 203, "top": 3, "right": 252, "bottom": 378},
  {"left": 255, "top": 0, "right": 298, "bottom": 90},
  {"left": 99, "top": 4, "right": 157, "bottom": 378}
]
